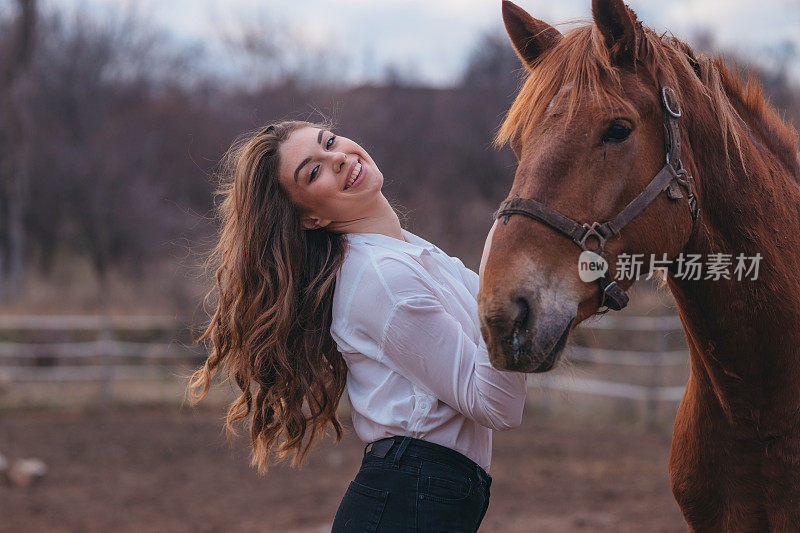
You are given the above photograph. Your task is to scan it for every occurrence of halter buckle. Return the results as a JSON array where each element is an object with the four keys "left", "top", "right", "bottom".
[
  {"left": 601, "top": 280, "right": 629, "bottom": 311},
  {"left": 671, "top": 168, "right": 699, "bottom": 220},
  {"left": 688, "top": 194, "right": 699, "bottom": 221},
  {"left": 577, "top": 222, "right": 607, "bottom": 253},
  {"left": 666, "top": 180, "right": 684, "bottom": 200}
]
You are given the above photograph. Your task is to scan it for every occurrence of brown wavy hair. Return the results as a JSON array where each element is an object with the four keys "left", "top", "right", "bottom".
[{"left": 187, "top": 120, "right": 349, "bottom": 474}]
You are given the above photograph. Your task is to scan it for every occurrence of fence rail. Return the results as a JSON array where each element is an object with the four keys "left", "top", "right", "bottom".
[
  {"left": 0, "top": 316, "right": 200, "bottom": 404},
  {"left": 568, "top": 345, "right": 686, "bottom": 366},
  {"left": 0, "top": 314, "right": 185, "bottom": 330},
  {"left": 1, "top": 365, "right": 188, "bottom": 382},
  {"left": 0, "top": 314, "right": 690, "bottom": 421},
  {"left": 578, "top": 314, "right": 683, "bottom": 331},
  {"left": 532, "top": 375, "right": 686, "bottom": 401},
  {"left": 0, "top": 340, "right": 201, "bottom": 359}
]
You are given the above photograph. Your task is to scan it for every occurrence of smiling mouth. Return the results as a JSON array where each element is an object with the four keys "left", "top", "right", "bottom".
[{"left": 344, "top": 160, "right": 362, "bottom": 190}]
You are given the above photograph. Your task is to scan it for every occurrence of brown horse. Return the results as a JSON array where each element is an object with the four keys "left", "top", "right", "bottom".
[{"left": 480, "top": 0, "right": 800, "bottom": 529}]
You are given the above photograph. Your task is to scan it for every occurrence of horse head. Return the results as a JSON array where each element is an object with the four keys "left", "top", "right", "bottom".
[{"left": 479, "top": 0, "right": 699, "bottom": 372}]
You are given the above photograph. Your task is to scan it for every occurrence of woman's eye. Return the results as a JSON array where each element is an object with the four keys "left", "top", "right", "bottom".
[
  {"left": 602, "top": 123, "right": 632, "bottom": 144},
  {"left": 326, "top": 136, "right": 336, "bottom": 149},
  {"left": 309, "top": 165, "right": 319, "bottom": 182}
]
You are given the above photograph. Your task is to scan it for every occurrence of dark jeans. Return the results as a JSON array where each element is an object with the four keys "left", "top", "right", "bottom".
[{"left": 332, "top": 436, "right": 492, "bottom": 532}]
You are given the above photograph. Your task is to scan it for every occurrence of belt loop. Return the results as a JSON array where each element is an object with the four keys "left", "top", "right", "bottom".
[{"left": 392, "top": 436, "right": 412, "bottom": 468}]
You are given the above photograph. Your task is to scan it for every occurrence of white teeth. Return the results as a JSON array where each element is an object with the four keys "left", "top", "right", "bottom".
[{"left": 346, "top": 162, "right": 361, "bottom": 189}]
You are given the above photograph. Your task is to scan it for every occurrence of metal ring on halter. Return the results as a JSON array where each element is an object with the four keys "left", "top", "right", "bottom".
[
  {"left": 662, "top": 87, "right": 682, "bottom": 118},
  {"left": 666, "top": 151, "right": 688, "bottom": 170},
  {"left": 576, "top": 222, "right": 607, "bottom": 253}
]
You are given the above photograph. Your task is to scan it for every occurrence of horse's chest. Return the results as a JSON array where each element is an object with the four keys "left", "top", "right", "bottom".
[{"left": 670, "top": 410, "right": 800, "bottom": 528}]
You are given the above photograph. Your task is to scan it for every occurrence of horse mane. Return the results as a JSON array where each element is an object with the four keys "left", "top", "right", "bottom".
[
  {"left": 496, "top": 23, "right": 800, "bottom": 183},
  {"left": 713, "top": 59, "right": 800, "bottom": 181}
]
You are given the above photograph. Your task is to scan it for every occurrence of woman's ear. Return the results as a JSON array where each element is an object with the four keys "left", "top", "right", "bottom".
[{"left": 302, "top": 215, "right": 332, "bottom": 230}]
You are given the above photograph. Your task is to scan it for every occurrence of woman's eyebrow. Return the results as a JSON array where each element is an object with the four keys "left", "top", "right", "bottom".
[{"left": 294, "top": 130, "right": 325, "bottom": 183}]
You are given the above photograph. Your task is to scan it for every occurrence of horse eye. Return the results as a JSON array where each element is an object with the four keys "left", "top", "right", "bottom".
[{"left": 602, "top": 123, "right": 632, "bottom": 144}]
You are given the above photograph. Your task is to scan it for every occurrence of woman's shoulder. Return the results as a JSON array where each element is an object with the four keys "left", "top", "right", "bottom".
[
  {"left": 345, "top": 236, "right": 428, "bottom": 283},
  {"left": 334, "top": 233, "right": 436, "bottom": 310}
]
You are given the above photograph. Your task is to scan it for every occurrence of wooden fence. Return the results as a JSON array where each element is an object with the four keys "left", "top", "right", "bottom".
[
  {"left": 0, "top": 314, "right": 690, "bottom": 423},
  {"left": 0, "top": 315, "right": 202, "bottom": 406},
  {"left": 542, "top": 314, "right": 686, "bottom": 400}
]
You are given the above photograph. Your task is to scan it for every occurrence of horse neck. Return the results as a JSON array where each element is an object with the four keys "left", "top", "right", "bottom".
[{"left": 666, "top": 82, "right": 800, "bottom": 417}]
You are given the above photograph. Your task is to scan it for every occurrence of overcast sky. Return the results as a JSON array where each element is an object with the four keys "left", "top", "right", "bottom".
[{"left": 37, "top": 0, "right": 800, "bottom": 86}]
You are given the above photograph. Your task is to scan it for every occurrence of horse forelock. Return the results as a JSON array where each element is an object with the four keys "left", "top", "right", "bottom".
[{"left": 495, "top": 24, "right": 679, "bottom": 147}]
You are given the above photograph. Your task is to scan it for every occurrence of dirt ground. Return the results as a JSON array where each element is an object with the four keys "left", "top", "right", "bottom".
[{"left": 0, "top": 407, "right": 687, "bottom": 532}]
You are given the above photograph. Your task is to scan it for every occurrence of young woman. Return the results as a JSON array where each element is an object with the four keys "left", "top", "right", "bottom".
[{"left": 188, "top": 120, "right": 527, "bottom": 532}]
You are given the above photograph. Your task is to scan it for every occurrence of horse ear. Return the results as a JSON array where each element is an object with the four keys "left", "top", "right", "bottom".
[
  {"left": 592, "top": 0, "right": 641, "bottom": 63},
  {"left": 502, "top": 0, "right": 562, "bottom": 69}
]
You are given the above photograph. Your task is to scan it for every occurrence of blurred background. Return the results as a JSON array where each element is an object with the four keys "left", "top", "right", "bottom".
[{"left": 0, "top": 0, "right": 798, "bottom": 531}]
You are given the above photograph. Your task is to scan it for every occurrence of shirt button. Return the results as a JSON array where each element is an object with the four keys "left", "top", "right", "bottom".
[{"left": 419, "top": 400, "right": 429, "bottom": 410}]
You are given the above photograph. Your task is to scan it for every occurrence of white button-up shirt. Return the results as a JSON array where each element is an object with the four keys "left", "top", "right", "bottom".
[{"left": 330, "top": 229, "right": 527, "bottom": 472}]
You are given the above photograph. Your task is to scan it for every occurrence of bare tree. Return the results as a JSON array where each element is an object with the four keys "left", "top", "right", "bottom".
[
  {"left": 19, "top": 4, "right": 202, "bottom": 285},
  {"left": 212, "top": 6, "right": 348, "bottom": 91},
  {"left": 0, "top": 0, "right": 36, "bottom": 301}
]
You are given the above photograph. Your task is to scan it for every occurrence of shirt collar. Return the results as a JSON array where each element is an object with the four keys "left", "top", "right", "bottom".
[{"left": 345, "top": 229, "right": 437, "bottom": 258}]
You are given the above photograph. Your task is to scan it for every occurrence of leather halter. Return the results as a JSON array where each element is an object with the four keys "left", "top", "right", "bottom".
[{"left": 494, "top": 86, "right": 699, "bottom": 312}]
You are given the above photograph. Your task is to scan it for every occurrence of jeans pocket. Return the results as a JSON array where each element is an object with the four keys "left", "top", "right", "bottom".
[
  {"left": 331, "top": 480, "right": 389, "bottom": 533},
  {"left": 421, "top": 475, "right": 473, "bottom": 503},
  {"left": 418, "top": 475, "right": 482, "bottom": 532}
]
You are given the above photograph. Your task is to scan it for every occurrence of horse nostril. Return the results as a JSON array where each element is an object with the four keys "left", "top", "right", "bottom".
[{"left": 512, "top": 297, "right": 529, "bottom": 328}]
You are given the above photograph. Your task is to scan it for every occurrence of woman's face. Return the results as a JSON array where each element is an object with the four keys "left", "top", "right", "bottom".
[{"left": 278, "top": 126, "right": 384, "bottom": 230}]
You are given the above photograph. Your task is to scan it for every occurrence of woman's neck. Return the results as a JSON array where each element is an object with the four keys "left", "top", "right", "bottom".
[{"left": 332, "top": 193, "right": 405, "bottom": 241}]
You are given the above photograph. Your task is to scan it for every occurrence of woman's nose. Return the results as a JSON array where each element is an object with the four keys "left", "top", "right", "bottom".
[{"left": 332, "top": 152, "right": 347, "bottom": 173}]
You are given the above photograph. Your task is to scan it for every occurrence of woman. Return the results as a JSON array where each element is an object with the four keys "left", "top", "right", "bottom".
[{"left": 188, "top": 120, "right": 527, "bottom": 532}]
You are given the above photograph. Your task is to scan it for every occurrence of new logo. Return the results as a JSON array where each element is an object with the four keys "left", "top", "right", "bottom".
[{"left": 578, "top": 251, "right": 608, "bottom": 282}]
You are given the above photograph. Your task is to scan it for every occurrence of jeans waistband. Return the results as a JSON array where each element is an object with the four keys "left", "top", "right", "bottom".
[{"left": 364, "top": 436, "right": 491, "bottom": 486}]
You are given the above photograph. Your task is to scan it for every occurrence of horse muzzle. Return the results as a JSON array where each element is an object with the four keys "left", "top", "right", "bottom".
[{"left": 479, "top": 291, "right": 576, "bottom": 373}]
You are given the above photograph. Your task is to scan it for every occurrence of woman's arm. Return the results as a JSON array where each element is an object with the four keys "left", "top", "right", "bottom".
[
  {"left": 335, "top": 247, "right": 526, "bottom": 431},
  {"left": 376, "top": 292, "right": 526, "bottom": 430}
]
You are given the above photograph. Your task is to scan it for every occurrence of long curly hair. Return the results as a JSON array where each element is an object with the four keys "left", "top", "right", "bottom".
[{"left": 187, "top": 120, "right": 349, "bottom": 474}]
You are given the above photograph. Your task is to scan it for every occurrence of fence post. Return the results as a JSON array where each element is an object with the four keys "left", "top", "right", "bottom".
[
  {"left": 645, "top": 330, "right": 667, "bottom": 430},
  {"left": 98, "top": 319, "right": 115, "bottom": 407}
]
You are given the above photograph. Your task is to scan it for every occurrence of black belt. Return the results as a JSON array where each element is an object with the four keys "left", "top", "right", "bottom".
[
  {"left": 363, "top": 436, "right": 491, "bottom": 486},
  {"left": 364, "top": 437, "right": 396, "bottom": 458}
]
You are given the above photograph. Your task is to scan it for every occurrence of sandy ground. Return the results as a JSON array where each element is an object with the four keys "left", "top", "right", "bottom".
[{"left": 0, "top": 407, "right": 687, "bottom": 532}]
